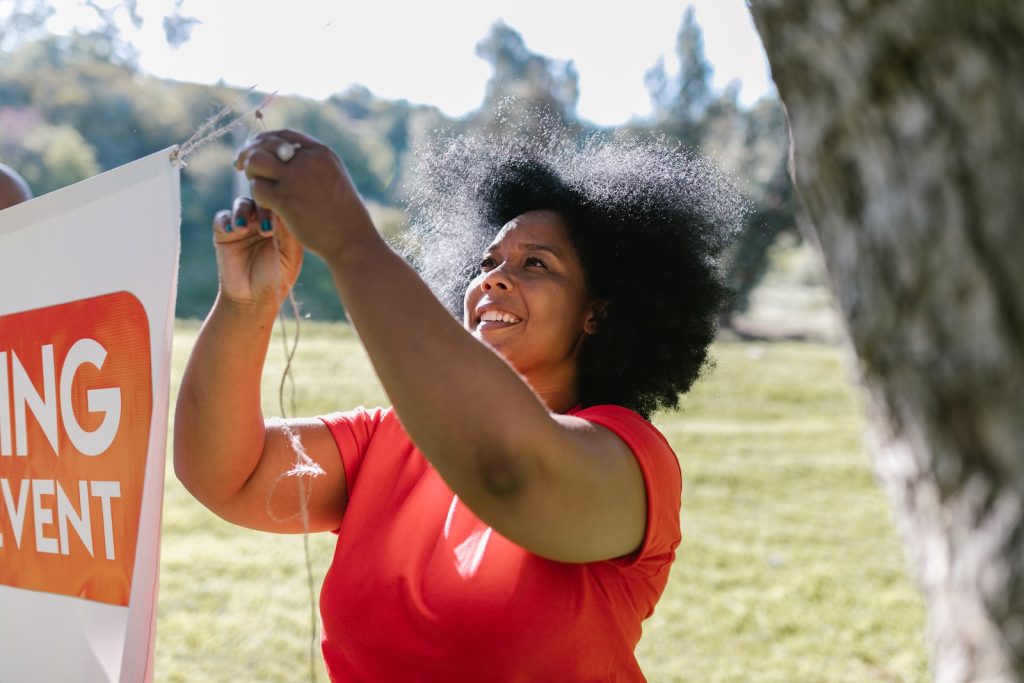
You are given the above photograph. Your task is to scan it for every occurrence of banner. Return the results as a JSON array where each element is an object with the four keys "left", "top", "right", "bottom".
[{"left": 0, "top": 149, "right": 180, "bottom": 682}]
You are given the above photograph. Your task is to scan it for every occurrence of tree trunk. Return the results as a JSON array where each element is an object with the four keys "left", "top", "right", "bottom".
[{"left": 747, "top": 2, "right": 1024, "bottom": 681}]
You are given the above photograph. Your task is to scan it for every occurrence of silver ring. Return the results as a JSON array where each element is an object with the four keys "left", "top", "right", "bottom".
[{"left": 275, "top": 141, "right": 301, "bottom": 163}]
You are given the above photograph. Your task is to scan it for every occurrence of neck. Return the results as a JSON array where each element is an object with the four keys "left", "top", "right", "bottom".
[{"left": 523, "top": 370, "right": 580, "bottom": 414}]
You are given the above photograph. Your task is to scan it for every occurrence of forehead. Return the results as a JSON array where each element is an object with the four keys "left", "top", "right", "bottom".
[{"left": 489, "top": 210, "right": 573, "bottom": 250}]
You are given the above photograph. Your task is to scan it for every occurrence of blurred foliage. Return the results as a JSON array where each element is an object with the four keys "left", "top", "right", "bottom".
[
  {"left": 639, "top": 8, "right": 797, "bottom": 318},
  {"left": 471, "top": 19, "right": 581, "bottom": 134},
  {"left": 0, "top": 9, "right": 794, "bottom": 322},
  {"left": 0, "top": 0, "right": 54, "bottom": 53}
]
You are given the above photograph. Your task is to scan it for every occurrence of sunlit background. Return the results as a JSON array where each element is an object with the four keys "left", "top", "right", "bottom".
[
  {"left": 1, "top": 0, "right": 802, "bottom": 326},
  {"left": 42, "top": 0, "right": 774, "bottom": 125},
  {"left": 0, "top": 2, "right": 934, "bottom": 681}
]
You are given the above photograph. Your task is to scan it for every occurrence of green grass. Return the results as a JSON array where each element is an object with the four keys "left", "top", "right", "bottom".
[{"left": 157, "top": 320, "right": 929, "bottom": 682}]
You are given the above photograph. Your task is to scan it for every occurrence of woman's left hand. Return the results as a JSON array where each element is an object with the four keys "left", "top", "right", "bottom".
[{"left": 234, "top": 129, "right": 377, "bottom": 262}]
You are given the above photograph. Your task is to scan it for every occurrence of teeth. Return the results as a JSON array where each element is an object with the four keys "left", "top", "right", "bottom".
[{"left": 480, "top": 311, "right": 521, "bottom": 324}]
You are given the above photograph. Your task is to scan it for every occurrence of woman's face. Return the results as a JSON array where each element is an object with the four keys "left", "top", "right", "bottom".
[{"left": 464, "top": 210, "right": 599, "bottom": 388}]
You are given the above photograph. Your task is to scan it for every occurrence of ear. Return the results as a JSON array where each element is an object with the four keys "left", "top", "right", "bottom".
[{"left": 583, "top": 300, "right": 608, "bottom": 336}]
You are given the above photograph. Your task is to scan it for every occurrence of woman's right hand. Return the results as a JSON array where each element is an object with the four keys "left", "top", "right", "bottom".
[{"left": 212, "top": 197, "right": 303, "bottom": 309}]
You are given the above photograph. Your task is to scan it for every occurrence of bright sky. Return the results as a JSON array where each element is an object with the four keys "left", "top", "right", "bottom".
[{"left": 46, "top": 0, "right": 774, "bottom": 126}]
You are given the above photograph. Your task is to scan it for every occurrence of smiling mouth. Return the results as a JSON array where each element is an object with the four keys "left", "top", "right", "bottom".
[
  {"left": 475, "top": 310, "right": 523, "bottom": 332},
  {"left": 479, "top": 311, "right": 522, "bottom": 324}
]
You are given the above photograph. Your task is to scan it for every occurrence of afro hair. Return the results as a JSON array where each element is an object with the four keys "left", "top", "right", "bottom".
[{"left": 403, "top": 113, "right": 745, "bottom": 419}]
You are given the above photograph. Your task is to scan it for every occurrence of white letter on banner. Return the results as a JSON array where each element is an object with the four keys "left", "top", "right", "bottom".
[
  {"left": 0, "top": 352, "right": 11, "bottom": 456},
  {"left": 13, "top": 346, "right": 58, "bottom": 456},
  {"left": 1, "top": 478, "right": 29, "bottom": 549},
  {"left": 32, "top": 479, "right": 59, "bottom": 555},
  {"left": 60, "top": 339, "right": 122, "bottom": 456},
  {"left": 90, "top": 481, "right": 120, "bottom": 560},
  {"left": 57, "top": 480, "right": 93, "bottom": 557}
]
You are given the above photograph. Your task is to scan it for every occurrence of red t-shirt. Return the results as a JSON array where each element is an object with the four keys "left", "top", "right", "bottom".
[{"left": 318, "top": 404, "right": 682, "bottom": 682}]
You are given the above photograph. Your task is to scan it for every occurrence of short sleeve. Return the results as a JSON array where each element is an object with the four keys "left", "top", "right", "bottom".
[
  {"left": 319, "top": 406, "right": 389, "bottom": 497},
  {"left": 572, "top": 405, "right": 682, "bottom": 573}
]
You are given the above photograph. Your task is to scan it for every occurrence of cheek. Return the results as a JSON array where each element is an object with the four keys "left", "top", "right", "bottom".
[{"left": 463, "top": 280, "right": 481, "bottom": 326}]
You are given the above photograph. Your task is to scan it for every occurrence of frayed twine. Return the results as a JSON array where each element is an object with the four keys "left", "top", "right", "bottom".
[{"left": 169, "top": 86, "right": 277, "bottom": 168}]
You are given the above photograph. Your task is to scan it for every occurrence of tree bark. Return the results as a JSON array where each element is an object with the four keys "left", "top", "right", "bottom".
[{"left": 747, "top": 2, "right": 1024, "bottom": 681}]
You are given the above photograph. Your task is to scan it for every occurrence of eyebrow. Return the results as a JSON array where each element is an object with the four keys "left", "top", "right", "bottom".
[{"left": 485, "top": 242, "right": 564, "bottom": 259}]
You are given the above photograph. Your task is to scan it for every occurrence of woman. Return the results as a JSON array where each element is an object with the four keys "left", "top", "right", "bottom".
[{"left": 174, "top": 121, "right": 742, "bottom": 681}]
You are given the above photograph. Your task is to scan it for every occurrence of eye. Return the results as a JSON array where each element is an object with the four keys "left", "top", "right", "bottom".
[
  {"left": 480, "top": 256, "right": 497, "bottom": 271},
  {"left": 525, "top": 256, "right": 547, "bottom": 268}
]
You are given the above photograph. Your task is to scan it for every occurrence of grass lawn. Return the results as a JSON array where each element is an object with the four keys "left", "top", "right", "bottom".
[{"left": 156, "top": 319, "right": 929, "bottom": 682}]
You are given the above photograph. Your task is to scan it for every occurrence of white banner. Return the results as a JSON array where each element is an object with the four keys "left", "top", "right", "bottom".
[{"left": 0, "top": 148, "right": 180, "bottom": 682}]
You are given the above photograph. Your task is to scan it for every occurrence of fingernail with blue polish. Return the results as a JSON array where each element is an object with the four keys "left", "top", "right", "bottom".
[
  {"left": 235, "top": 216, "right": 246, "bottom": 228},
  {"left": 224, "top": 222, "right": 233, "bottom": 233},
  {"left": 261, "top": 219, "right": 272, "bottom": 232}
]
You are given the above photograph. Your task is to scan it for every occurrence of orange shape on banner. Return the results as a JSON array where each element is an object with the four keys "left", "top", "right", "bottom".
[{"left": 0, "top": 291, "right": 151, "bottom": 606}]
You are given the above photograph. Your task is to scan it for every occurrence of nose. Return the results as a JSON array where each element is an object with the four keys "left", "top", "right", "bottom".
[{"left": 480, "top": 264, "right": 512, "bottom": 291}]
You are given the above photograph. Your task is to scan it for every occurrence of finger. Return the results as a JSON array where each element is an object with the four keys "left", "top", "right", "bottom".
[
  {"left": 239, "top": 146, "right": 285, "bottom": 184},
  {"left": 255, "top": 206, "right": 275, "bottom": 237},
  {"left": 247, "top": 128, "right": 325, "bottom": 151},
  {"left": 212, "top": 209, "right": 232, "bottom": 238},
  {"left": 249, "top": 177, "right": 282, "bottom": 216},
  {"left": 235, "top": 132, "right": 296, "bottom": 169},
  {"left": 213, "top": 209, "right": 247, "bottom": 244},
  {"left": 235, "top": 130, "right": 328, "bottom": 173},
  {"left": 231, "top": 196, "right": 258, "bottom": 232}
]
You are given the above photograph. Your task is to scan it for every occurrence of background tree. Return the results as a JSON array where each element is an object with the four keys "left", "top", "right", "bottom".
[
  {"left": 472, "top": 20, "right": 581, "bottom": 131},
  {"left": 0, "top": 107, "right": 99, "bottom": 193},
  {"left": 0, "top": 21, "right": 419, "bottom": 318},
  {"left": 643, "top": 8, "right": 797, "bottom": 324},
  {"left": 0, "top": 0, "right": 54, "bottom": 53},
  {"left": 645, "top": 7, "right": 714, "bottom": 149},
  {"left": 3, "top": 0, "right": 200, "bottom": 58},
  {"left": 161, "top": 0, "right": 200, "bottom": 48},
  {"left": 749, "top": 2, "right": 1024, "bottom": 680},
  {"left": 719, "top": 96, "right": 797, "bottom": 320}
]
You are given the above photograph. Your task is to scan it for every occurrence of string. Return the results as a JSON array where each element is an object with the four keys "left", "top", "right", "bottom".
[
  {"left": 170, "top": 87, "right": 275, "bottom": 168},
  {"left": 175, "top": 94, "right": 324, "bottom": 682},
  {"left": 272, "top": 246, "right": 323, "bottom": 683},
  {"left": 251, "top": 109, "right": 324, "bottom": 683}
]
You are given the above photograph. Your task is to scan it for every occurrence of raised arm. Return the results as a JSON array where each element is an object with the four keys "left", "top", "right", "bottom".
[
  {"left": 173, "top": 203, "right": 346, "bottom": 533},
  {"left": 237, "top": 131, "right": 647, "bottom": 561}
]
